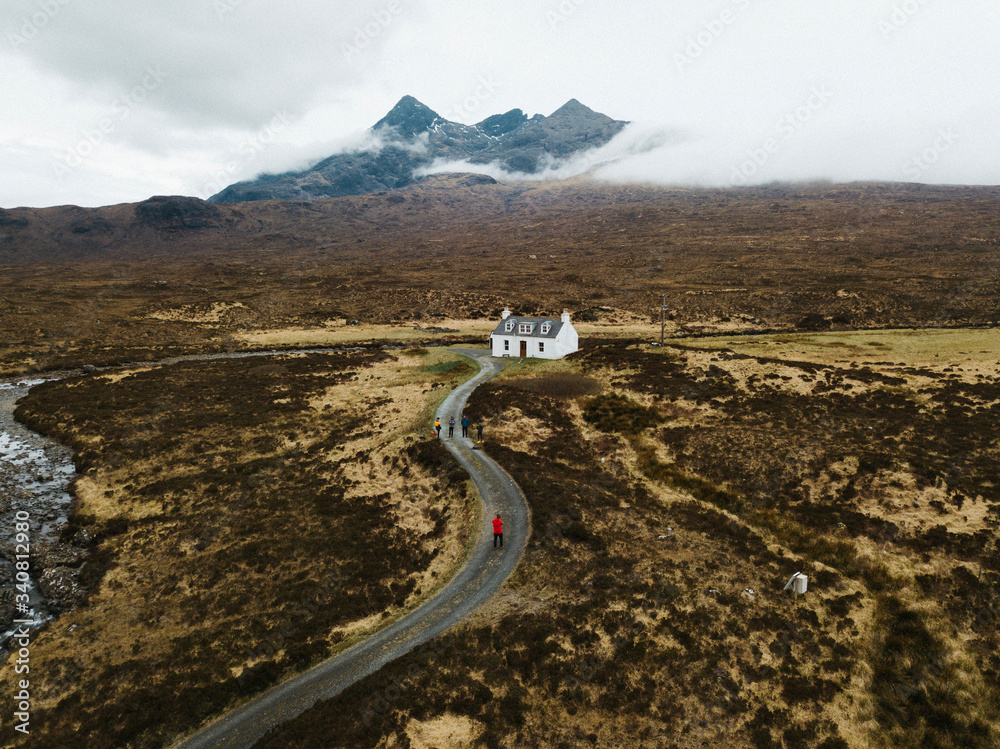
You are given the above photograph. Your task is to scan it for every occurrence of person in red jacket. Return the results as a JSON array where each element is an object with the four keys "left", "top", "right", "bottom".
[{"left": 492, "top": 514, "right": 503, "bottom": 549}]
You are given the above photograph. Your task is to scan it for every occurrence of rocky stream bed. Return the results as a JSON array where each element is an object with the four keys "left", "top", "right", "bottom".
[{"left": 0, "top": 378, "right": 90, "bottom": 651}]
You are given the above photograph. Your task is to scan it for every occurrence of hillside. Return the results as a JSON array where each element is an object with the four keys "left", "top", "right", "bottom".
[
  {"left": 1, "top": 178, "right": 999, "bottom": 375},
  {"left": 2, "top": 172, "right": 1000, "bottom": 747}
]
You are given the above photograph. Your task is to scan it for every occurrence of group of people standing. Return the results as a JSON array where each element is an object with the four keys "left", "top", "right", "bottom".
[
  {"left": 431, "top": 415, "right": 503, "bottom": 550},
  {"left": 434, "top": 414, "right": 483, "bottom": 441}
]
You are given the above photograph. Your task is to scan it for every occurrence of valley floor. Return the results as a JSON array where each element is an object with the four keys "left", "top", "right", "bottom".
[
  {"left": 1, "top": 328, "right": 998, "bottom": 748},
  {"left": 255, "top": 330, "right": 1000, "bottom": 749}
]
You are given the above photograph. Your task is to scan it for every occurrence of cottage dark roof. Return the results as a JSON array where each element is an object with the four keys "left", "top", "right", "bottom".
[{"left": 490, "top": 316, "right": 564, "bottom": 339}]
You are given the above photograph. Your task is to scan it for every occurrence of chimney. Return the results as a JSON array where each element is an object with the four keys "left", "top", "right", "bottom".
[
  {"left": 501, "top": 308, "right": 511, "bottom": 320},
  {"left": 561, "top": 310, "right": 571, "bottom": 323}
]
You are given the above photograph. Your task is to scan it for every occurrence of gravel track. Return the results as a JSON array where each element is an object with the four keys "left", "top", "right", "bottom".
[{"left": 172, "top": 349, "right": 530, "bottom": 749}]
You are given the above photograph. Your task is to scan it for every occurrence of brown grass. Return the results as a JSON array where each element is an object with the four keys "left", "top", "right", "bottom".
[
  {"left": 253, "top": 333, "right": 1000, "bottom": 749},
  {"left": 3, "top": 180, "right": 1000, "bottom": 377},
  {"left": 0, "top": 348, "right": 479, "bottom": 748}
]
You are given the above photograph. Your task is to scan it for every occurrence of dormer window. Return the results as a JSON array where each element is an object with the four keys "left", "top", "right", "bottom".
[
  {"left": 505, "top": 321, "right": 515, "bottom": 332},
  {"left": 519, "top": 322, "right": 534, "bottom": 334},
  {"left": 540, "top": 322, "right": 551, "bottom": 334}
]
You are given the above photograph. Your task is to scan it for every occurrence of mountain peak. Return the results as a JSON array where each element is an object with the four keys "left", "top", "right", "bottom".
[
  {"left": 548, "top": 98, "right": 605, "bottom": 121},
  {"left": 476, "top": 108, "right": 528, "bottom": 137},
  {"left": 373, "top": 96, "right": 441, "bottom": 138},
  {"left": 209, "top": 96, "right": 632, "bottom": 203},
  {"left": 388, "top": 94, "right": 428, "bottom": 112}
]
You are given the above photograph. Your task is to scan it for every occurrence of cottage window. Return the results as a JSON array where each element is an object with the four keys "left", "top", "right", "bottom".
[
  {"left": 541, "top": 323, "right": 551, "bottom": 334},
  {"left": 518, "top": 322, "right": 534, "bottom": 334},
  {"left": 504, "top": 340, "right": 509, "bottom": 351},
  {"left": 539, "top": 342, "right": 545, "bottom": 352},
  {"left": 505, "top": 321, "right": 514, "bottom": 332}
]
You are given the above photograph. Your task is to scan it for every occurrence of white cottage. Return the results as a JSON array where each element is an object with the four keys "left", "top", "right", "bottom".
[{"left": 489, "top": 309, "right": 579, "bottom": 359}]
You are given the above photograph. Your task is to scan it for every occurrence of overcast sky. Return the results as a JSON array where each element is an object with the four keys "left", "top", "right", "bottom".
[{"left": 2, "top": 0, "right": 999, "bottom": 208}]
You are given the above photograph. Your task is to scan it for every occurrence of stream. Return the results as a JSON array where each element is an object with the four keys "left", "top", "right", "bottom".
[{"left": 0, "top": 377, "right": 77, "bottom": 646}]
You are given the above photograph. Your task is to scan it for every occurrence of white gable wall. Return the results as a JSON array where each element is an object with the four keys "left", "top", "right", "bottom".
[{"left": 561, "top": 322, "right": 579, "bottom": 355}]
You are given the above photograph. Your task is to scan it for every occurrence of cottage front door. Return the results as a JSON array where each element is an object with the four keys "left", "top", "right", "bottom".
[{"left": 520, "top": 340, "right": 527, "bottom": 357}]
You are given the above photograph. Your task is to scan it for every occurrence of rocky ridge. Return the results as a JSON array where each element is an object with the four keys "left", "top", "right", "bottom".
[{"left": 208, "top": 96, "right": 629, "bottom": 203}]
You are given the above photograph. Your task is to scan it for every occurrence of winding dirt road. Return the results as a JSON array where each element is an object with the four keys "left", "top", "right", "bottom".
[{"left": 173, "top": 349, "right": 530, "bottom": 749}]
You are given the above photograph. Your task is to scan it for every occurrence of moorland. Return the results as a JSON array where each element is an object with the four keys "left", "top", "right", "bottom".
[
  {"left": 1, "top": 178, "right": 999, "bottom": 376},
  {"left": 252, "top": 329, "right": 1000, "bottom": 749},
  {"left": 1, "top": 177, "right": 999, "bottom": 748},
  {"left": 1, "top": 346, "right": 479, "bottom": 748}
]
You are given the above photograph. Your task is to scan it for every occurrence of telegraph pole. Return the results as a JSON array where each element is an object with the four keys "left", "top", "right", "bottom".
[{"left": 660, "top": 295, "right": 667, "bottom": 345}]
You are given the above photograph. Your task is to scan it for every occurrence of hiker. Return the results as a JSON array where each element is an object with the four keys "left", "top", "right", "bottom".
[
  {"left": 448, "top": 415, "right": 456, "bottom": 438},
  {"left": 461, "top": 414, "right": 470, "bottom": 438},
  {"left": 476, "top": 422, "right": 484, "bottom": 441},
  {"left": 492, "top": 514, "right": 503, "bottom": 549},
  {"left": 434, "top": 417, "right": 442, "bottom": 438}
]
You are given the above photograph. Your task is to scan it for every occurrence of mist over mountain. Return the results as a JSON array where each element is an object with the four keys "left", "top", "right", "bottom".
[{"left": 207, "top": 96, "right": 629, "bottom": 203}]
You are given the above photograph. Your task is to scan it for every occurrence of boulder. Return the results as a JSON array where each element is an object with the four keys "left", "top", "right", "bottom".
[
  {"left": 72, "top": 528, "right": 94, "bottom": 548},
  {"left": 38, "top": 567, "right": 85, "bottom": 613}
]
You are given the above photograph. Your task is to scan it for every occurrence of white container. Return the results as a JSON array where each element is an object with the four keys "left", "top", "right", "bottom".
[{"left": 792, "top": 574, "right": 808, "bottom": 595}]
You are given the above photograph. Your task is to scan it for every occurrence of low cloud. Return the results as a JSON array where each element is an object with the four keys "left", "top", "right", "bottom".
[
  {"left": 590, "top": 119, "right": 985, "bottom": 188},
  {"left": 415, "top": 110, "right": 990, "bottom": 190},
  {"left": 3, "top": 1, "right": 1000, "bottom": 206},
  {"left": 415, "top": 123, "right": 683, "bottom": 183},
  {"left": 250, "top": 127, "right": 429, "bottom": 178}
]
